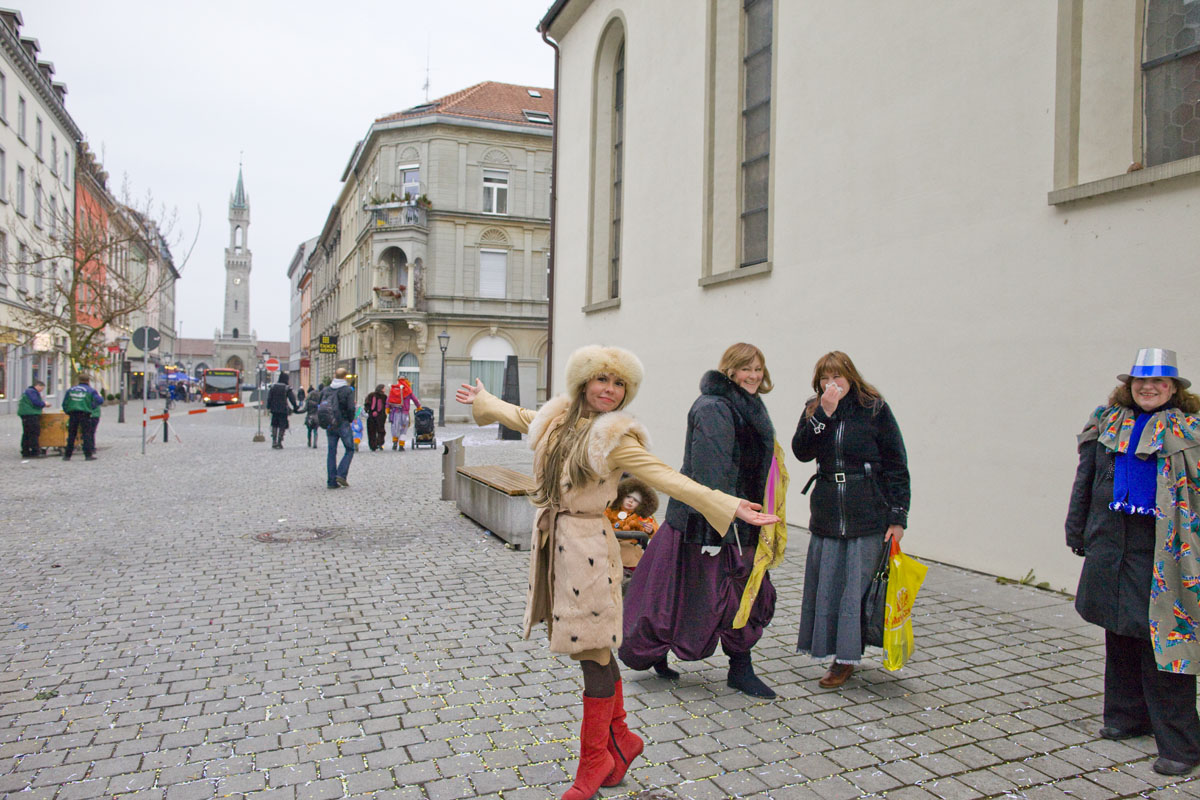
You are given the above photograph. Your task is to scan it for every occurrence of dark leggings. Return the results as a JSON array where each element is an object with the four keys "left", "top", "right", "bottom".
[{"left": 581, "top": 656, "right": 621, "bottom": 698}]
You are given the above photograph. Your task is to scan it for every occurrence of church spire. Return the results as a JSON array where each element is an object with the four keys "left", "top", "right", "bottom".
[{"left": 231, "top": 165, "right": 248, "bottom": 209}]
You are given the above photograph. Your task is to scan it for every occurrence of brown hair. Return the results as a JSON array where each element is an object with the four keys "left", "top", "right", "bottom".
[
  {"left": 804, "top": 351, "right": 883, "bottom": 417},
  {"left": 718, "top": 342, "right": 773, "bottom": 394},
  {"left": 1108, "top": 377, "right": 1200, "bottom": 414},
  {"left": 531, "top": 390, "right": 599, "bottom": 509}
]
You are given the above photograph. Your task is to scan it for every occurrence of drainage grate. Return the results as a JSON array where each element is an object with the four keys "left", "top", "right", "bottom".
[{"left": 254, "top": 528, "right": 337, "bottom": 544}]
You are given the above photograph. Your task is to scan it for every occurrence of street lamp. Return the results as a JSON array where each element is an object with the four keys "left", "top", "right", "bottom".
[
  {"left": 253, "top": 350, "right": 268, "bottom": 443},
  {"left": 116, "top": 335, "right": 130, "bottom": 423},
  {"left": 437, "top": 330, "right": 450, "bottom": 427}
]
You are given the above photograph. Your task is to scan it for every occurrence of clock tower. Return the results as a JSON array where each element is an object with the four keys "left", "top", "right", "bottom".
[
  {"left": 224, "top": 166, "right": 251, "bottom": 339},
  {"left": 211, "top": 166, "right": 259, "bottom": 375}
]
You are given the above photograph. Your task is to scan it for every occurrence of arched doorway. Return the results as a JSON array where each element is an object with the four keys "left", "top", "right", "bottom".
[
  {"left": 469, "top": 335, "right": 514, "bottom": 395},
  {"left": 380, "top": 246, "right": 407, "bottom": 289},
  {"left": 226, "top": 356, "right": 244, "bottom": 373}
]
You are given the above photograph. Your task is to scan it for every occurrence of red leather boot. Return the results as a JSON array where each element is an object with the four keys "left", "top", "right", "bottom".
[
  {"left": 562, "top": 694, "right": 616, "bottom": 800},
  {"left": 602, "top": 679, "right": 643, "bottom": 787}
]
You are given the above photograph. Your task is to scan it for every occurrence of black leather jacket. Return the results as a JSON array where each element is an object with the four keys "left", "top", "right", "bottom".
[{"left": 791, "top": 390, "right": 909, "bottom": 538}]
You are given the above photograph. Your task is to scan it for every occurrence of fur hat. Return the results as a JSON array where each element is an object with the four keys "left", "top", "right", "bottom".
[{"left": 564, "top": 345, "right": 644, "bottom": 410}]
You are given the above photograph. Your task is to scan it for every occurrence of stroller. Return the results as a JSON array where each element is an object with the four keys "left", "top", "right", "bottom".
[{"left": 412, "top": 407, "right": 437, "bottom": 449}]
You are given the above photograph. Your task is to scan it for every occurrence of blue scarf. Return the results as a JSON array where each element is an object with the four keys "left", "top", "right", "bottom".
[{"left": 1111, "top": 412, "right": 1157, "bottom": 515}]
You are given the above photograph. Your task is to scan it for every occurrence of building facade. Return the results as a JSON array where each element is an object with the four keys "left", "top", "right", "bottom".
[
  {"left": 307, "top": 82, "right": 553, "bottom": 416},
  {"left": 286, "top": 236, "right": 316, "bottom": 389},
  {"left": 0, "top": 8, "right": 80, "bottom": 412},
  {"left": 539, "top": 0, "right": 1200, "bottom": 589}
]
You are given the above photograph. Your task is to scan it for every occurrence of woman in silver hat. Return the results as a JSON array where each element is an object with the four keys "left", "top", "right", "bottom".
[
  {"left": 456, "top": 344, "right": 778, "bottom": 800},
  {"left": 1067, "top": 348, "right": 1200, "bottom": 776}
]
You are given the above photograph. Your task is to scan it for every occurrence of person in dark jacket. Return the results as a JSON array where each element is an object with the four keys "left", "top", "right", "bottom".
[
  {"left": 1066, "top": 348, "right": 1200, "bottom": 777},
  {"left": 792, "top": 351, "right": 909, "bottom": 689},
  {"left": 266, "top": 373, "right": 302, "bottom": 449},
  {"left": 325, "top": 369, "right": 356, "bottom": 488},
  {"left": 62, "top": 374, "right": 104, "bottom": 461},
  {"left": 620, "top": 343, "right": 782, "bottom": 697},
  {"left": 303, "top": 385, "right": 321, "bottom": 448},
  {"left": 18, "top": 380, "right": 47, "bottom": 457},
  {"left": 364, "top": 384, "right": 388, "bottom": 451}
]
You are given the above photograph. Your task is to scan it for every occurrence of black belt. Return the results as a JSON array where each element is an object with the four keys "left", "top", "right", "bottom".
[{"left": 802, "top": 463, "right": 876, "bottom": 494}]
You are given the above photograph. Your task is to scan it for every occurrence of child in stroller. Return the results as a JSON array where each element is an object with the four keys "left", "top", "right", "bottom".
[{"left": 604, "top": 476, "right": 659, "bottom": 589}]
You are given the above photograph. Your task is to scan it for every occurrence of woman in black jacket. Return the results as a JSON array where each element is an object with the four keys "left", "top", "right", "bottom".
[
  {"left": 792, "top": 351, "right": 909, "bottom": 688},
  {"left": 620, "top": 343, "right": 782, "bottom": 698}
]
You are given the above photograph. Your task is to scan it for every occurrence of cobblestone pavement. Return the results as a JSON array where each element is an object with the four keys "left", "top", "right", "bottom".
[{"left": 1, "top": 404, "right": 1197, "bottom": 799}]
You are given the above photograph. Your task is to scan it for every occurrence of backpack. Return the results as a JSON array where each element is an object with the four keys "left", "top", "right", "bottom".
[{"left": 316, "top": 387, "right": 339, "bottom": 429}]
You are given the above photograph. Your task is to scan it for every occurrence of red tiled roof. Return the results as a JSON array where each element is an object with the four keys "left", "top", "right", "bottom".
[{"left": 376, "top": 81, "right": 554, "bottom": 128}]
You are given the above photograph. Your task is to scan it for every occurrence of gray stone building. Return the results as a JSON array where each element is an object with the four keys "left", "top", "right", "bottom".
[
  {"left": 210, "top": 168, "right": 258, "bottom": 376},
  {"left": 307, "top": 82, "right": 552, "bottom": 416}
]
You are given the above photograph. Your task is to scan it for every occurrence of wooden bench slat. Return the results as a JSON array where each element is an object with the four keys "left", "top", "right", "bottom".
[{"left": 457, "top": 465, "right": 536, "bottom": 496}]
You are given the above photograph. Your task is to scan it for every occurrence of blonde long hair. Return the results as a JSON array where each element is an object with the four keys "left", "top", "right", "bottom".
[{"left": 531, "top": 390, "right": 600, "bottom": 508}]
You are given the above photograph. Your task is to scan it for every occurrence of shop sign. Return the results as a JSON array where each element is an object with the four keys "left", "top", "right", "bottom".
[{"left": 318, "top": 335, "right": 338, "bottom": 354}]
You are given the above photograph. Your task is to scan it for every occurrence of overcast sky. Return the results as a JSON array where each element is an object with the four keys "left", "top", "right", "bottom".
[{"left": 26, "top": 0, "right": 557, "bottom": 343}]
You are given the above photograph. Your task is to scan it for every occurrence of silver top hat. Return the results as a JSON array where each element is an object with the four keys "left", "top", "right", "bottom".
[{"left": 1117, "top": 347, "right": 1191, "bottom": 389}]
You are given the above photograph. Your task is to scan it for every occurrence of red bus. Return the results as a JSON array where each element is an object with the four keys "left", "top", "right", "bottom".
[{"left": 201, "top": 368, "right": 241, "bottom": 406}]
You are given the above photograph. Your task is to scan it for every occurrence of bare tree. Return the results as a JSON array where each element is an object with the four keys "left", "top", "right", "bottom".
[{"left": 6, "top": 152, "right": 198, "bottom": 382}]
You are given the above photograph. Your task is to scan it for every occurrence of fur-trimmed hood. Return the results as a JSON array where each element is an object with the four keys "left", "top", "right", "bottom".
[
  {"left": 564, "top": 345, "right": 644, "bottom": 410},
  {"left": 527, "top": 394, "right": 650, "bottom": 473}
]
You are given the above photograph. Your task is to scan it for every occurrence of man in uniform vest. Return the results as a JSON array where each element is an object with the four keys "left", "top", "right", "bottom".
[{"left": 62, "top": 373, "right": 104, "bottom": 460}]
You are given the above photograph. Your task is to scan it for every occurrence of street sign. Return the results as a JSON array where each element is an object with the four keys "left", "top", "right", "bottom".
[
  {"left": 264, "top": 358, "right": 280, "bottom": 372},
  {"left": 132, "top": 326, "right": 160, "bottom": 352}
]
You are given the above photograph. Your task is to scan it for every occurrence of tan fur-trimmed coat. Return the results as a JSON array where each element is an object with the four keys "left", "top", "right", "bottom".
[{"left": 471, "top": 389, "right": 741, "bottom": 656}]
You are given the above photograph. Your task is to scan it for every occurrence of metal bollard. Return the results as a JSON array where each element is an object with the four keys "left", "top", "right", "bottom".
[{"left": 441, "top": 436, "right": 464, "bottom": 501}]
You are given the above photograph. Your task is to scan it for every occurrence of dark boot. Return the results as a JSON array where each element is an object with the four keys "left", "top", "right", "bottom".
[
  {"left": 562, "top": 694, "right": 615, "bottom": 800},
  {"left": 602, "top": 679, "right": 642, "bottom": 787},
  {"left": 726, "top": 648, "right": 776, "bottom": 698}
]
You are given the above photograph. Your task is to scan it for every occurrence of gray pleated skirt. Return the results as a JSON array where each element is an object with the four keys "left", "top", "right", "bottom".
[{"left": 796, "top": 531, "right": 886, "bottom": 665}]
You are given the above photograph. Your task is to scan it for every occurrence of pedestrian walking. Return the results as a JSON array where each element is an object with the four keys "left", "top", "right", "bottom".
[
  {"left": 62, "top": 374, "right": 104, "bottom": 461},
  {"left": 1066, "top": 347, "right": 1200, "bottom": 776},
  {"left": 387, "top": 377, "right": 420, "bottom": 449},
  {"left": 324, "top": 368, "right": 356, "bottom": 488},
  {"left": 303, "top": 385, "right": 321, "bottom": 448},
  {"left": 455, "top": 345, "right": 779, "bottom": 800},
  {"left": 18, "top": 379, "right": 47, "bottom": 458},
  {"left": 792, "top": 351, "right": 909, "bottom": 689},
  {"left": 365, "top": 384, "right": 388, "bottom": 451},
  {"left": 266, "top": 373, "right": 302, "bottom": 449},
  {"left": 620, "top": 343, "right": 786, "bottom": 698}
]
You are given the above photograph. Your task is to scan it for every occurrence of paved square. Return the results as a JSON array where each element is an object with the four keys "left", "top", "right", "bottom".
[{"left": 1, "top": 405, "right": 1197, "bottom": 798}]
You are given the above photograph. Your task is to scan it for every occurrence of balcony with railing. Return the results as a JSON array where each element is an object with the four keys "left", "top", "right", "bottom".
[{"left": 362, "top": 202, "right": 428, "bottom": 234}]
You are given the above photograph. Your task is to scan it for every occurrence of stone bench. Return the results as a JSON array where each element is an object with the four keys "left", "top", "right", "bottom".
[{"left": 455, "top": 465, "right": 537, "bottom": 550}]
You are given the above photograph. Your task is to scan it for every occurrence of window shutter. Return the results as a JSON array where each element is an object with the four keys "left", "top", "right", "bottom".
[{"left": 479, "top": 250, "right": 507, "bottom": 299}]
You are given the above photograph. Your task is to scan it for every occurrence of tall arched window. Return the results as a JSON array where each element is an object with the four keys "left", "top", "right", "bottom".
[
  {"left": 395, "top": 352, "right": 420, "bottom": 397},
  {"left": 587, "top": 17, "right": 627, "bottom": 306}
]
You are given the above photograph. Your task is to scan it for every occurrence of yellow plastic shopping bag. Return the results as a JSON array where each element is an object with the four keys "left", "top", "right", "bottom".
[{"left": 882, "top": 539, "right": 928, "bottom": 671}]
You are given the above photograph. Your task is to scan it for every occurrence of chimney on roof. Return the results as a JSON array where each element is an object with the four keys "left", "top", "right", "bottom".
[
  {"left": 19, "top": 36, "right": 38, "bottom": 61},
  {"left": 37, "top": 60, "right": 54, "bottom": 81},
  {"left": 0, "top": 8, "right": 22, "bottom": 36},
  {"left": 51, "top": 81, "right": 66, "bottom": 104}
]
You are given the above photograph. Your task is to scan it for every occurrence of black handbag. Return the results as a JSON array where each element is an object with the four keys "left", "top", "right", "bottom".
[{"left": 861, "top": 542, "right": 891, "bottom": 648}]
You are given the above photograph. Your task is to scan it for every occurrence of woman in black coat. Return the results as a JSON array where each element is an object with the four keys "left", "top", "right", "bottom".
[
  {"left": 619, "top": 343, "right": 781, "bottom": 698},
  {"left": 1066, "top": 348, "right": 1200, "bottom": 776},
  {"left": 792, "top": 351, "right": 909, "bottom": 689}
]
